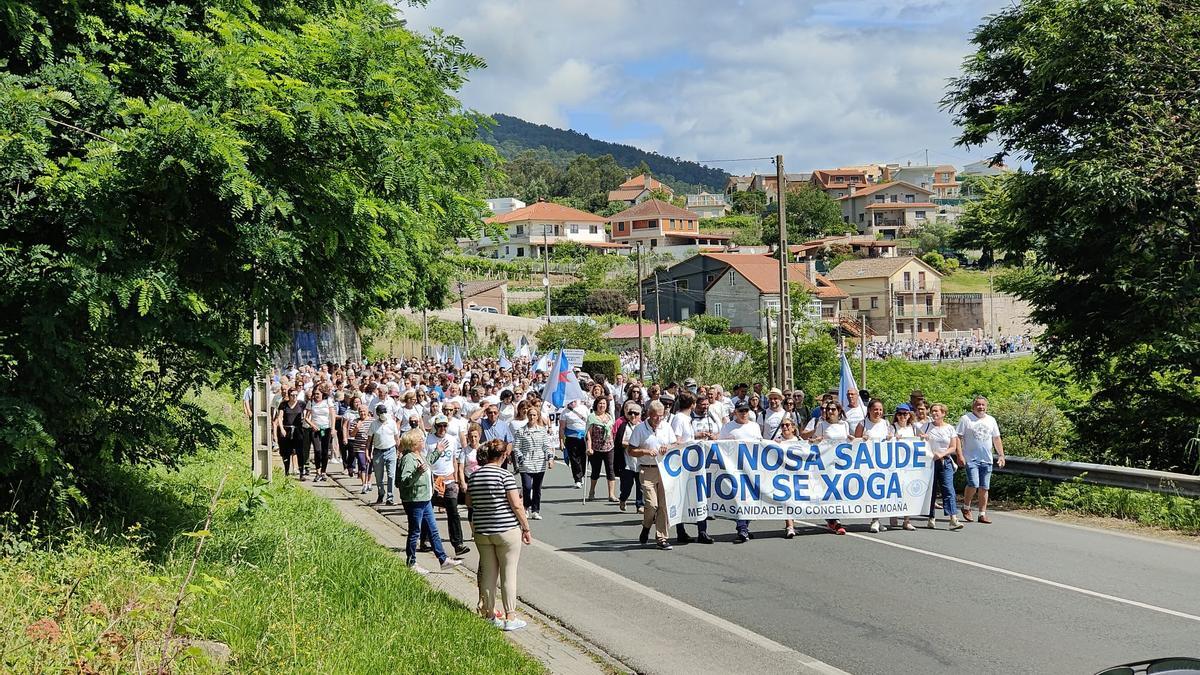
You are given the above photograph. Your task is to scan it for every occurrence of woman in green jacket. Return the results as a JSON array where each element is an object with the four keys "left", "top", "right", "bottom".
[{"left": 397, "top": 429, "right": 463, "bottom": 575}]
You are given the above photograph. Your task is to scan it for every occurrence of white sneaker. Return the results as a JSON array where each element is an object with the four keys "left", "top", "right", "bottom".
[
  {"left": 440, "top": 558, "right": 463, "bottom": 571},
  {"left": 926, "top": 517, "right": 937, "bottom": 530},
  {"left": 531, "top": 511, "right": 542, "bottom": 520},
  {"left": 411, "top": 565, "right": 430, "bottom": 576},
  {"left": 491, "top": 617, "right": 505, "bottom": 628},
  {"left": 574, "top": 481, "right": 583, "bottom": 489},
  {"left": 869, "top": 519, "right": 881, "bottom": 533},
  {"left": 359, "top": 485, "right": 369, "bottom": 494},
  {"left": 502, "top": 618, "right": 527, "bottom": 631}
]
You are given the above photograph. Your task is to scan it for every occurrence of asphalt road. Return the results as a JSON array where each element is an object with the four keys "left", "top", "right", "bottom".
[{"left": 529, "top": 463, "right": 1200, "bottom": 675}]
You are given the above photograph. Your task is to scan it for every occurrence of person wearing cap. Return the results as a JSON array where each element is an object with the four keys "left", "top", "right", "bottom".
[
  {"left": 369, "top": 402, "right": 400, "bottom": 505},
  {"left": 614, "top": 400, "right": 644, "bottom": 513},
  {"left": 684, "top": 377, "right": 698, "bottom": 395},
  {"left": 627, "top": 400, "right": 678, "bottom": 550},
  {"left": 720, "top": 402, "right": 764, "bottom": 543},
  {"left": 426, "top": 415, "right": 469, "bottom": 556}
]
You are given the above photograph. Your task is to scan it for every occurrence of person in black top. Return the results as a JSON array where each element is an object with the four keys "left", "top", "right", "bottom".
[{"left": 274, "top": 388, "right": 308, "bottom": 478}]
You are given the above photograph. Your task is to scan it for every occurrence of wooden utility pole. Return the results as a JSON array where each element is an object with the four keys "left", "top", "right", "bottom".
[
  {"left": 636, "top": 242, "right": 645, "bottom": 381},
  {"left": 421, "top": 308, "right": 429, "bottom": 358},
  {"left": 775, "top": 155, "right": 793, "bottom": 391},
  {"left": 457, "top": 280, "right": 468, "bottom": 352},
  {"left": 653, "top": 270, "right": 662, "bottom": 341},
  {"left": 251, "top": 314, "right": 272, "bottom": 480},
  {"left": 860, "top": 313, "right": 867, "bottom": 388},
  {"left": 543, "top": 230, "right": 552, "bottom": 325},
  {"left": 764, "top": 309, "right": 775, "bottom": 389}
]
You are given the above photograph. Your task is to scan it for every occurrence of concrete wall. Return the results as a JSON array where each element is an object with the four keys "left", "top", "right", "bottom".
[{"left": 943, "top": 292, "right": 1043, "bottom": 336}]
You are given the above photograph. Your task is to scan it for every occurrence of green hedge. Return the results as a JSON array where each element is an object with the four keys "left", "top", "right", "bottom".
[{"left": 582, "top": 352, "right": 620, "bottom": 381}]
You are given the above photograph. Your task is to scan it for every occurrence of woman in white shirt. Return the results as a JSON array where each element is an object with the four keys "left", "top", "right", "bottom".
[
  {"left": 809, "top": 401, "right": 851, "bottom": 535},
  {"left": 888, "top": 404, "right": 918, "bottom": 531},
  {"left": 854, "top": 399, "right": 891, "bottom": 533},
  {"left": 304, "top": 389, "right": 338, "bottom": 483},
  {"left": 925, "top": 403, "right": 964, "bottom": 530}
]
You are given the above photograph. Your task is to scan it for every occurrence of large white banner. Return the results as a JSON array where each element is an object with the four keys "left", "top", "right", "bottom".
[{"left": 659, "top": 439, "right": 935, "bottom": 526}]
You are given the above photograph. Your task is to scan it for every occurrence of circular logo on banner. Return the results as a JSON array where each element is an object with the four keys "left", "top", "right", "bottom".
[{"left": 906, "top": 479, "right": 928, "bottom": 497}]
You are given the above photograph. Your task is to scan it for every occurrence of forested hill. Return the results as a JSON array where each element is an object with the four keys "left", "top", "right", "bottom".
[{"left": 482, "top": 113, "right": 729, "bottom": 193}]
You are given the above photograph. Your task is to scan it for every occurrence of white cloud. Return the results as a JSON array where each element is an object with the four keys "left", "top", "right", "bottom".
[{"left": 404, "top": 0, "right": 1009, "bottom": 173}]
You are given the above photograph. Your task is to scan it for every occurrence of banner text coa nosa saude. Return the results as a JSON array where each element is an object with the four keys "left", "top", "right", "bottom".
[{"left": 658, "top": 440, "right": 935, "bottom": 526}]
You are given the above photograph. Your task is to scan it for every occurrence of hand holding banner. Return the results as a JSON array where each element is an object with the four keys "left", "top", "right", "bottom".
[{"left": 658, "top": 439, "right": 934, "bottom": 526}]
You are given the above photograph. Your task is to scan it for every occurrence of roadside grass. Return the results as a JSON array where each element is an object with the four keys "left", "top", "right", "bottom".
[
  {"left": 990, "top": 474, "right": 1200, "bottom": 534},
  {"left": 940, "top": 269, "right": 993, "bottom": 293},
  {"left": 0, "top": 389, "right": 542, "bottom": 674}
]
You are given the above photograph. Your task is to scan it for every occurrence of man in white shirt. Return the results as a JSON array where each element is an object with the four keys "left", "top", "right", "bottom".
[
  {"left": 368, "top": 403, "right": 400, "bottom": 505},
  {"left": 843, "top": 388, "right": 867, "bottom": 431},
  {"left": 720, "top": 402, "right": 763, "bottom": 544},
  {"left": 955, "top": 396, "right": 1005, "bottom": 524},
  {"left": 668, "top": 392, "right": 714, "bottom": 545},
  {"left": 760, "top": 388, "right": 787, "bottom": 441},
  {"left": 627, "top": 400, "right": 678, "bottom": 551}
]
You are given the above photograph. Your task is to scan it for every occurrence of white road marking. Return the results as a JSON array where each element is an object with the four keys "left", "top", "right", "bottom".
[
  {"left": 796, "top": 520, "right": 1200, "bottom": 623},
  {"left": 528, "top": 536, "right": 851, "bottom": 674}
]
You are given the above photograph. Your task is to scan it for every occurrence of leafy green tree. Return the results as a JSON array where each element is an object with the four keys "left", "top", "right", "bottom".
[
  {"left": 0, "top": 0, "right": 493, "bottom": 516},
  {"left": 730, "top": 190, "right": 767, "bottom": 215},
  {"left": 583, "top": 289, "right": 627, "bottom": 315},
  {"left": 550, "top": 282, "right": 590, "bottom": 314},
  {"left": 550, "top": 241, "right": 589, "bottom": 263},
  {"left": 683, "top": 315, "right": 731, "bottom": 336},
  {"left": 917, "top": 220, "right": 957, "bottom": 255},
  {"left": 761, "top": 185, "right": 848, "bottom": 244},
  {"left": 949, "top": 175, "right": 1013, "bottom": 267},
  {"left": 944, "top": 0, "right": 1200, "bottom": 470},
  {"left": 535, "top": 320, "right": 608, "bottom": 352}
]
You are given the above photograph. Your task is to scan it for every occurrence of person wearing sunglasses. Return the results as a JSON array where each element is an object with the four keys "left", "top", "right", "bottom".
[
  {"left": 720, "top": 402, "right": 764, "bottom": 544},
  {"left": 809, "top": 401, "right": 850, "bottom": 535}
]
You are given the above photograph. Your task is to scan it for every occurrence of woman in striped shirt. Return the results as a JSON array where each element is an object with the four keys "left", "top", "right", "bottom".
[
  {"left": 513, "top": 410, "right": 553, "bottom": 520},
  {"left": 467, "top": 439, "right": 532, "bottom": 632}
]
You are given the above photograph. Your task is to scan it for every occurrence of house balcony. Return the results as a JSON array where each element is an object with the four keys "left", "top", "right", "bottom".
[{"left": 893, "top": 307, "right": 945, "bottom": 318}]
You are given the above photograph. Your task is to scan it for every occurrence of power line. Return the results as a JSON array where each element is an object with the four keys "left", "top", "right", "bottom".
[{"left": 696, "top": 156, "right": 776, "bottom": 164}]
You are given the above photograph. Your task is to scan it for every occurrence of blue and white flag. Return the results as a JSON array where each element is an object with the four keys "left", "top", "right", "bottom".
[
  {"left": 436, "top": 346, "right": 446, "bottom": 364},
  {"left": 452, "top": 345, "right": 463, "bottom": 370},
  {"left": 517, "top": 335, "right": 531, "bottom": 359},
  {"left": 838, "top": 352, "right": 859, "bottom": 410},
  {"left": 543, "top": 348, "right": 585, "bottom": 407},
  {"left": 498, "top": 346, "right": 512, "bottom": 370},
  {"left": 534, "top": 351, "right": 552, "bottom": 373}
]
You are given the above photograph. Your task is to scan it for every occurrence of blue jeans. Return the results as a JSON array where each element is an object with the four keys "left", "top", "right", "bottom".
[
  {"left": 373, "top": 447, "right": 396, "bottom": 500},
  {"left": 929, "top": 457, "right": 958, "bottom": 517},
  {"left": 966, "top": 462, "right": 993, "bottom": 489},
  {"left": 736, "top": 519, "right": 750, "bottom": 535},
  {"left": 403, "top": 500, "right": 448, "bottom": 565}
]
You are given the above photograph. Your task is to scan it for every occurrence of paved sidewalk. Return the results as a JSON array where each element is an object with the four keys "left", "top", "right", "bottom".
[
  {"left": 307, "top": 463, "right": 849, "bottom": 675},
  {"left": 304, "top": 473, "right": 624, "bottom": 675}
]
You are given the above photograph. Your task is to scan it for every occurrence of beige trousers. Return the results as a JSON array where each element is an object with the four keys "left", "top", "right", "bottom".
[
  {"left": 476, "top": 527, "right": 522, "bottom": 617},
  {"left": 639, "top": 464, "right": 669, "bottom": 541}
]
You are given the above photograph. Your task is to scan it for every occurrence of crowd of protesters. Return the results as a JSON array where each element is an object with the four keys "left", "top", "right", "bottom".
[
  {"left": 854, "top": 335, "right": 1033, "bottom": 361},
  {"left": 250, "top": 350, "right": 1007, "bottom": 629}
]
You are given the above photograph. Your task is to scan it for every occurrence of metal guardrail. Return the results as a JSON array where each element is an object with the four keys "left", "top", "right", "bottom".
[{"left": 998, "top": 456, "right": 1200, "bottom": 499}]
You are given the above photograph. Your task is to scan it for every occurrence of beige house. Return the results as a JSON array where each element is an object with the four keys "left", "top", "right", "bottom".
[
  {"left": 608, "top": 199, "right": 730, "bottom": 250},
  {"left": 837, "top": 181, "right": 937, "bottom": 239},
  {"left": 685, "top": 191, "right": 731, "bottom": 219},
  {"left": 703, "top": 254, "right": 848, "bottom": 338},
  {"left": 481, "top": 201, "right": 614, "bottom": 260},
  {"left": 607, "top": 174, "right": 673, "bottom": 206},
  {"left": 827, "top": 256, "right": 944, "bottom": 340}
]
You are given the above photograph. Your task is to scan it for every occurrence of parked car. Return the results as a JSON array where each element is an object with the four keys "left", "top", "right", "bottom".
[{"left": 469, "top": 306, "right": 499, "bottom": 314}]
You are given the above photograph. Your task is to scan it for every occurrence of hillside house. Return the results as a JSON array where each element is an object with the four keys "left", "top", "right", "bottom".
[
  {"left": 608, "top": 199, "right": 729, "bottom": 250},
  {"left": 607, "top": 174, "right": 673, "bottom": 206},
  {"left": 837, "top": 181, "right": 937, "bottom": 238},
  {"left": 827, "top": 256, "right": 944, "bottom": 340},
  {"left": 481, "top": 201, "right": 617, "bottom": 260}
]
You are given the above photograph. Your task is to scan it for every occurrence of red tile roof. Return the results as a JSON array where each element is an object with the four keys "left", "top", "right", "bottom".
[
  {"left": 617, "top": 174, "right": 669, "bottom": 191},
  {"left": 666, "top": 232, "right": 732, "bottom": 241},
  {"left": 835, "top": 180, "right": 934, "bottom": 200},
  {"left": 607, "top": 199, "right": 699, "bottom": 222},
  {"left": 700, "top": 253, "right": 848, "bottom": 299},
  {"left": 583, "top": 241, "right": 631, "bottom": 249},
  {"left": 486, "top": 201, "right": 607, "bottom": 224},
  {"left": 604, "top": 322, "right": 685, "bottom": 340},
  {"left": 811, "top": 169, "right": 870, "bottom": 189}
]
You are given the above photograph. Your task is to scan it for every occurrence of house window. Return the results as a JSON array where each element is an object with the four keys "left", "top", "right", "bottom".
[
  {"left": 681, "top": 307, "right": 690, "bottom": 320},
  {"left": 928, "top": 321, "right": 935, "bottom": 332},
  {"left": 504, "top": 246, "right": 510, "bottom": 255},
  {"left": 918, "top": 271, "right": 926, "bottom": 289},
  {"left": 915, "top": 211, "right": 927, "bottom": 221},
  {"left": 925, "top": 295, "right": 933, "bottom": 310},
  {"left": 843, "top": 215, "right": 849, "bottom": 223},
  {"left": 858, "top": 213, "right": 864, "bottom": 223},
  {"left": 889, "top": 195, "right": 898, "bottom": 203},
  {"left": 905, "top": 195, "right": 915, "bottom": 203},
  {"left": 516, "top": 247, "right": 525, "bottom": 257},
  {"left": 713, "top": 303, "right": 722, "bottom": 316},
  {"left": 589, "top": 224, "right": 598, "bottom": 234},
  {"left": 554, "top": 225, "right": 561, "bottom": 235},
  {"left": 650, "top": 239, "right": 657, "bottom": 248},
  {"left": 870, "top": 296, "right": 879, "bottom": 309},
  {"left": 729, "top": 271, "right": 736, "bottom": 287},
  {"left": 903, "top": 271, "right": 911, "bottom": 288},
  {"left": 677, "top": 279, "right": 688, "bottom": 291},
  {"left": 851, "top": 297, "right": 860, "bottom": 310},
  {"left": 706, "top": 273, "right": 715, "bottom": 285},
  {"left": 515, "top": 224, "right": 525, "bottom": 235},
  {"left": 874, "top": 195, "right": 885, "bottom": 203},
  {"left": 569, "top": 224, "right": 579, "bottom": 234}
]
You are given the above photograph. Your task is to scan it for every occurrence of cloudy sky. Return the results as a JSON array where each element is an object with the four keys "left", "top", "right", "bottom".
[{"left": 405, "top": 0, "right": 1010, "bottom": 175}]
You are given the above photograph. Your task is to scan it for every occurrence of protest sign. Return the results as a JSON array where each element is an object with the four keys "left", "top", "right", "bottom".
[{"left": 658, "top": 439, "right": 935, "bottom": 525}]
